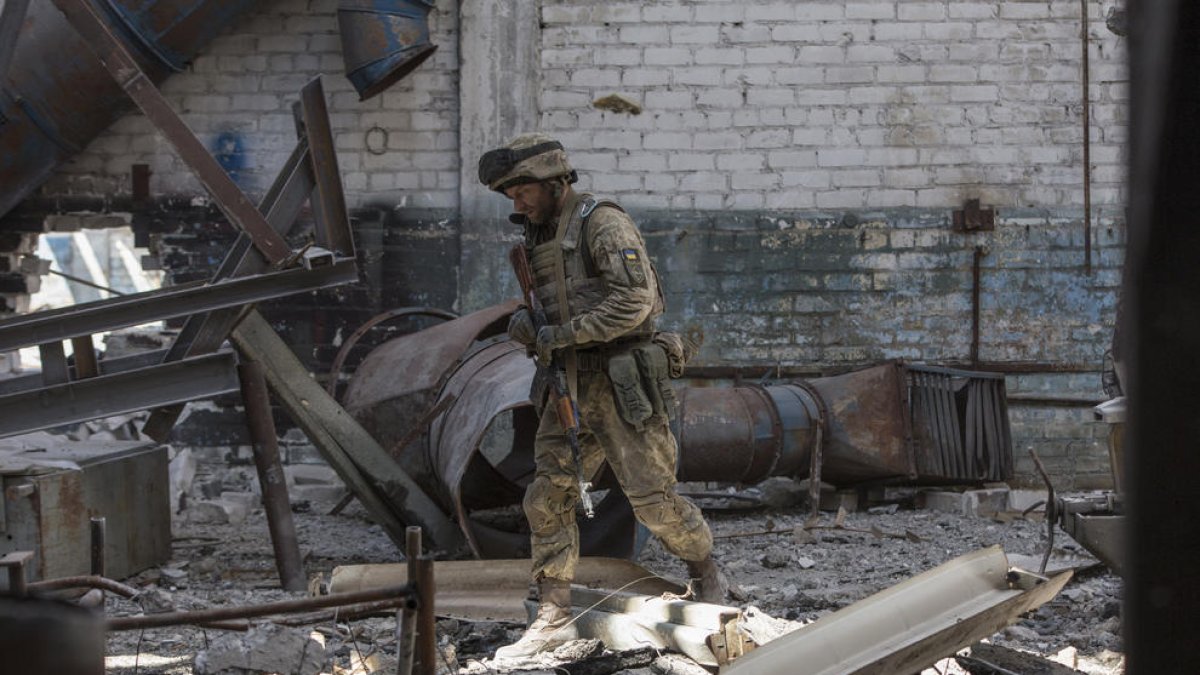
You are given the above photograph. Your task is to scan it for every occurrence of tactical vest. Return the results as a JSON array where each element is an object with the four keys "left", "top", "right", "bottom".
[{"left": 527, "top": 194, "right": 663, "bottom": 347}]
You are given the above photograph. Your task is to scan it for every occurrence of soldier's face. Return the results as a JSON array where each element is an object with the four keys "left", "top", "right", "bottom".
[{"left": 504, "top": 182, "right": 557, "bottom": 226}]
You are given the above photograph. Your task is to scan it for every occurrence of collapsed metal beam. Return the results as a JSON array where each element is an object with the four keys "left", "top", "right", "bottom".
[
  {"left": 0, "top": 260, "right": 357, "bottom": 353},
  {"left": 0, "top": 351, "right": 239, "bottom": 439},
  {"left": 231, "top": 311, "right": 465, "bottom": 554},
  {"left": 724, "top": 546, "right": 1070, "bottom": 675},
  {"left": 51, "top": 0, "right": 290, "bottom": 263}
]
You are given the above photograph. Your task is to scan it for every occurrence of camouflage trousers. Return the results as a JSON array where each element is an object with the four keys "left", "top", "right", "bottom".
[{"left": 525, "top": 369, "right": 713, "bottom": 582}]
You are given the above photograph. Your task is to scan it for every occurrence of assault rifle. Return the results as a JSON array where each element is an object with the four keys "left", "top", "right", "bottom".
[{"left": 509, "top": 245, "right": 595, "bottom": 518}]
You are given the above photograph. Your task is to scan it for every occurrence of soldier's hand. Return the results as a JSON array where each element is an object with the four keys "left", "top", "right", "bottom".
[
  {"left": 536, "top": 324, "right": 574, "bottom": 364},
  {"left": 508, "top": 307, "right": 536, "bottom": 345}
]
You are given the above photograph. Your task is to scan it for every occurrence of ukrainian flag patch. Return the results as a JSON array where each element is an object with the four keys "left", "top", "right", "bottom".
[{"left": 622, "top": 249, "right": 639, "bottom": 261}]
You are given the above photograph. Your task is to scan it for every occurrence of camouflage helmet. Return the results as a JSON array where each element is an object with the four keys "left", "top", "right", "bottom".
[{"left": 478, "top": 133, "right": 578, "bottom": 193}]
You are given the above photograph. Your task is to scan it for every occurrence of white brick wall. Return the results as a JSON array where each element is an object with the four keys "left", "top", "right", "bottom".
[
  {"left": 539, "top": 0, "right": 1128, "bottom": 211},
  {"left": 40, "top": 0, "right": 1127, "bottom": 215},
  {"left": 45, "top": 0, "right": 462, "bottom": 210}
]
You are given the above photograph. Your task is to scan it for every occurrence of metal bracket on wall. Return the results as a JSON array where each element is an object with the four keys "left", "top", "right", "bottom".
[{"left": 952, "top": 199, "right": 995, "bottom": 232}]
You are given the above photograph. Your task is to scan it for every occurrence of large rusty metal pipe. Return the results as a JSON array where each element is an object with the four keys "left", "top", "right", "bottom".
[
  {"left": 337, "top": 0, "right": 438, "bottom": 101},
  {"left": 344, "top": 306, "right": 1013, "bottom": 559},
  {"left": 0, "top": 0, "right": 260, "bottom": 219}
]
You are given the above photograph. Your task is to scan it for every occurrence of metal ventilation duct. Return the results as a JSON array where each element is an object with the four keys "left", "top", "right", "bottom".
[
  {"left": 0, "top": 0, "right": 259, "bottom": 220},
  {"left": 344, "top": 306, "right": 1015, "bottom": 559},
  {"left": 337, "top": 0, "right": 437, "bottom": 101}
]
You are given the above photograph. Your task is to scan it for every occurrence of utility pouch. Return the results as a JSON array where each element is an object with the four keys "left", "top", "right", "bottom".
[
  {"left": 633, "top": 343, "right": 678, "bottom": 421},
  {"left": 607, "top": 352, "right": 654, "bottom": 430},
  {"left": 652, "top": 331, "right": 702, "bottom": 379}
]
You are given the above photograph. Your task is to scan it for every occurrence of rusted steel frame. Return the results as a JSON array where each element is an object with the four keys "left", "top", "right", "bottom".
[
  {"left": 106, "top": 584, "right": 417, "bottom": 631},
  {"left": 0, "top": 0, "right": 31, "bottom": 80},
  {"left": 26, "top": 575, "right": 138, "bottom": 598},
  {"left": 238, "top": 361, "right": 307, "bottom": 592},
  {"left": 326, "top": 307, "right": 458, "bottom": 399},
  {"left": 71, "top": 335, "right": 99, "bottom": 379},
  {"left": 0, "top": 259, "right": 356, "bottom": 353},
  {"left": 790, "top": 380, "right": 829, "bottom": 518},
  {"left": 50, "top": 0, "right": 289, "bottom": 264},
  {"left": 0, "top": 351, "right": 241, "bottom": 439},
  {"left": 143, "top": 138, "right": 314, "bottom": 442},
  {"left": 971, "top": 246, "right": 984, "bottom": 367},
  {"left": 232, "top": 310, "right": 465, "bottom": 553},
  {"left": 0, "top": 348, "right": 167, "bottom": 396},
  {"left": 300, "top": 78, "right": 355, "bottom": 258},
  {"left": 408, "top": 527, "right": 437, "bottom": 675},
  {"left": 271, "top": 597, "right": 418, "bottom": 627}
]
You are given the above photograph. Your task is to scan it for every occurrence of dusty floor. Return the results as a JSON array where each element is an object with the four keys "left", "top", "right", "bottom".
[{"left": 101, "top": 474, "right": 1125, "bottom": 675}]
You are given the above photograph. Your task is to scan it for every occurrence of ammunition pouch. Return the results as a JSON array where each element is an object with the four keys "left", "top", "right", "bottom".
[{"left": 605, "top": 342, "right": 678, "bottom": 429}]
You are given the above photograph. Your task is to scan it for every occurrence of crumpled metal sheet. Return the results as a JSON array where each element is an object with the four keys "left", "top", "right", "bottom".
[{"left": 724, "top": 546, "right": 1071, "bottom": 675}]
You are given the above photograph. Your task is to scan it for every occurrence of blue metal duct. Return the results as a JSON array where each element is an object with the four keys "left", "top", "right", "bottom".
[
  {"left": 337, "top": 0, "right": 437, "bottom": 101},
  {"left": 0, "top": 0, "right": 258, "bottom": 220}
]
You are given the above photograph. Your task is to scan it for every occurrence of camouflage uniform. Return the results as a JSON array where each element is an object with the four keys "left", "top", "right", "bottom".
[
  {"left": 522, "top": 199, "right": 713, "bottom": 582},
  {"left": 480, "top": 133, "right": 724, "bottom": 661}
]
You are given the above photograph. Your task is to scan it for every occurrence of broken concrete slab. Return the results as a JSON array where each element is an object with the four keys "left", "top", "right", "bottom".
[
  {"left": 193, "top": 624, "right": 328, "bottom": 675},
  {"left": 918, "top": 488, "right": 1009, "bottom": 518},
  {"left": 285, "top": 463, "right": 343, "bottom": 486},
  {"left": 186, "top": 498, "right": 249, "bottom": 525}
]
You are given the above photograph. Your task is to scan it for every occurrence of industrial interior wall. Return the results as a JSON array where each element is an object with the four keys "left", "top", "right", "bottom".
[{"left": 10, "top": 0, "right": 1126, "bottom": 489}]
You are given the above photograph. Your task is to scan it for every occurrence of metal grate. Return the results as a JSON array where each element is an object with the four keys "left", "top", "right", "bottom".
[{"left": 907, "top": 365, "right": 1013, "bottom": 483}]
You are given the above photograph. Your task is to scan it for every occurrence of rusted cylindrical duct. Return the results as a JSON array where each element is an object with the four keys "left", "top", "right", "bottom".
[
  {"left": 345, "top": 306, "right": 1014, "bottom": 559},
  {"left": 337, "top": 0, "right": 438, "bottom": 101},
  {"left": 0, "top": 0, "right": 259, "bottom": 219}
]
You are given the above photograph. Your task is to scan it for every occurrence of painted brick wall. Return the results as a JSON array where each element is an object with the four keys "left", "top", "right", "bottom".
[
  {"left": 540, "top": 0, "right": 1127, "bottom": 211},
  {"left": 39, "top": 0, "right": 463, "bottom": 211}
]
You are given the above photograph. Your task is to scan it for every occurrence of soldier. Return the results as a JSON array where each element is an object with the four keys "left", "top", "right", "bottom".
[{"left": 478, "top": 133, "right": 727, "bottom": 660}]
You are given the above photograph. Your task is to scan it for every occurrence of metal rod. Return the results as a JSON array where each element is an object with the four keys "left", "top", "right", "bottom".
[
  {"left": 238, "top": 361, "right": 307, "bottom": 592},
  {"left": 399, "top": 527, "right": 421, "bottom": 675},
  {"left": 971, "top": 246, "right": 984, "bottom": 367},
  {"left": 90, "top": 517, "right": 106, "bottom": 578},
  {"left": 106, "top": 584, "right": 416, "bottom": 631},
  {"left": 27, "top": 575, "right": 136, "bottom": 598},
  {"left": 48, "top": 268, "right": 126, "bottom": 296},
  {"left": 1081, "top": 0, "right": 1093, "bottom": 274},
  {"left": 72, "top": 336, "right": 99, "bottom": 380},
  {"left": 272, "top": 596, "right": 418, "bottom": 627},
  {"left": 1028, "top": 448, "right": 1056, "bottom": 575},
  {"left": 415, "top": 554, "right": 436, "bottom": 675}
]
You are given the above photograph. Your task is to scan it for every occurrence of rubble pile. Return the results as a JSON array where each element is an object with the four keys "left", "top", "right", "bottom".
[{"left": 100, "top": 468, "right": 1125, "bottom": 675}]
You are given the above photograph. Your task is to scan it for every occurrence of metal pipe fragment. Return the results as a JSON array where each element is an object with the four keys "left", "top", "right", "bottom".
[
  {"left": 238, "top": 361, "right": 307, "bottom": 592},
  {"left": 106, "top": 584, "right": 416, "bottom": 631},
  {"left": 27, "top": 575, "right": 137, "bottom": 599}
]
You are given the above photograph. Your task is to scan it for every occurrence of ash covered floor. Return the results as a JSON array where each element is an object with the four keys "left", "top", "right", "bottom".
[{"left": 101, "top": 472, "right": 1125, "bottom": 675}]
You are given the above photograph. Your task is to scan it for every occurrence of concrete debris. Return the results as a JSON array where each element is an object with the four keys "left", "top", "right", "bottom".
[
  {"left": 193, "top": 624, "right": 329, "bottom": 675},
  {"left": 651, "top": 653, "right": 712, "bottom": 675},
  {"left": 958, "top": 642, "right": 1089, "bottom": 674},
  {"left": 186, "top": 498, "right": 249, "bottom": 525},
  {"left": 286, "top": 463, "right": 343, "bottom": 486},
  {"left": 756, "top": 476, "right": 806, "bottom": 509}
]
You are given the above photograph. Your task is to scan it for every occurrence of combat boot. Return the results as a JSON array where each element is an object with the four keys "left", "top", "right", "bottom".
[
  {"left": 686, "top": 556, "right": 729, "bottom": 604},
  {"left": 493, "top": 578, "right": 578, "bottom": 660}
]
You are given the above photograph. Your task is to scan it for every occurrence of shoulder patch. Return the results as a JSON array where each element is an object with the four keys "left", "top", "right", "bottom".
[{"left": 622, "top": 248, "right": 639, "bottom": 261}]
